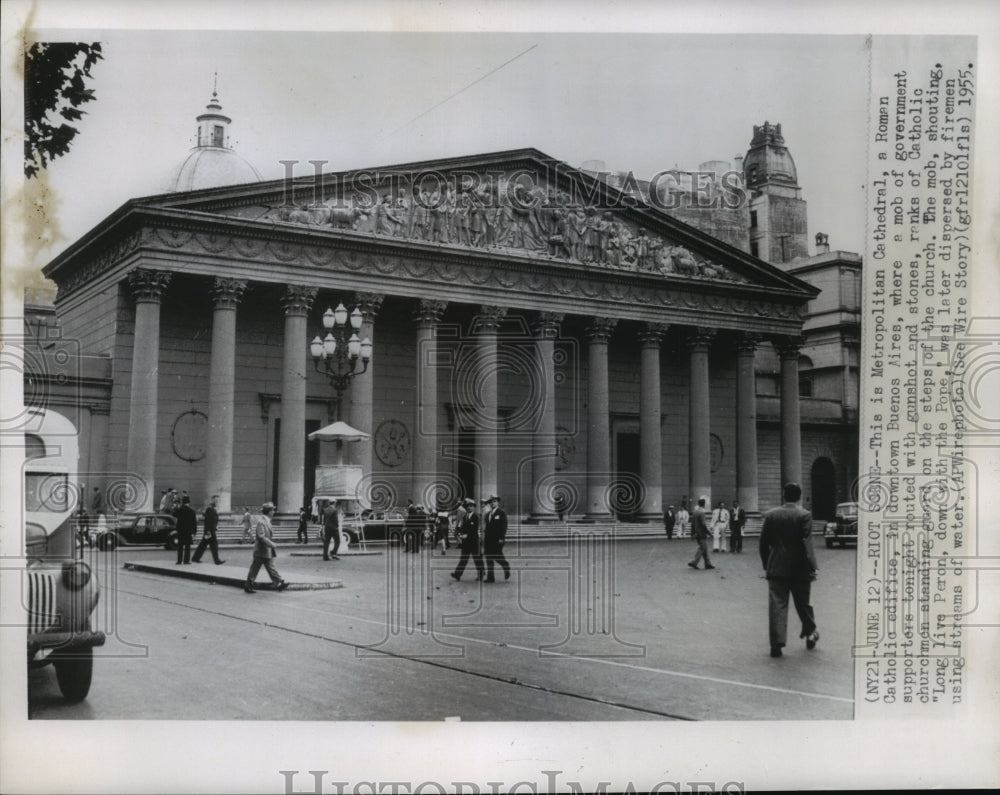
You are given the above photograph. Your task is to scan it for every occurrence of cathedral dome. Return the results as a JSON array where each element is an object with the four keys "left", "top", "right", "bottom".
[
  {"left": 166, "top": 88, "right": 262, "bottom": 192},
  {"left": 169, "top": 147, "right": 262, "bottom": 191},
  {"left": 742, "top": 121, "right": 798, "bottom": 190}
]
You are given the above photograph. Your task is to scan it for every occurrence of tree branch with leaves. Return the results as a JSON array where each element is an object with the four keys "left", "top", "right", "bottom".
[{"left": 24, "top": 42, "right": 103, "bottom": 178}]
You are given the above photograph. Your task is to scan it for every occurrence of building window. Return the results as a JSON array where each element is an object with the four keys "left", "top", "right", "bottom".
[
  {"left": 212, "top": 125, "right": 225, "bottom": 147},
  {"left": 750, "top": 210, "right": 758, "bottom": 228},
  {"left": 750, "top": 240, "right": 759, "bottom": 258},
  {"left": 799, "top": 376, "right": 813, "bottom": 397}
]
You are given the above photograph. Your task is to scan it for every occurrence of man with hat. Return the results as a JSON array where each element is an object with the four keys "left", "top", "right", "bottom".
[
  {"left": 450, "top": 497, "right": 484, "bottom": 582},
  {"left": 245, "top": 502, "right": 289, "bottom": 594},
  {"left": 482, "top": 494, "right": 510, "bottom": 582},
  {"left": 687, "top": 495, "right": 715, "bottom": 570}
]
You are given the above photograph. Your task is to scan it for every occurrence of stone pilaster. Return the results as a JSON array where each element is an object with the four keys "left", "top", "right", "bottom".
[
  {"left": 686, "top": 329, "right": 715, "bottom": 506},
  {"left": 735, "top": 333, "right": 761, "bottom": 512},
  {"left": 412, "top": 299, "right": 447, "bottom": 507},
  {"left": 204, "top": 278, "right": 248, "bottom": 513},
  {"left": 347, "top": 292, "right": 384, "bottom": 487},
  {"left": 775, "top": 335, "right": 804, "bottom": 493},
  {"left": 585, "top": 317, "right": 617, "bottom": 520},
  {"left": 473, "top": 304, "right": 507, "bottom": 504},
  {"left": 277, "top": 284, "right": 317, "bottom": 513},
  {"left": 638, "top": 323, "right": 668, "bottom": 521},
  {"left": 530, "top": 311, "right": 564, "bottom": 521},
  {"left": 125, "top": 269, "right": 172, "bottom": 513}
]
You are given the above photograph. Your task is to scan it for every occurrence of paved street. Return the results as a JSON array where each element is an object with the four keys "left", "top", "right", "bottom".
[{"left": 28, "top": 536, "right": 856, "bottom": 721}]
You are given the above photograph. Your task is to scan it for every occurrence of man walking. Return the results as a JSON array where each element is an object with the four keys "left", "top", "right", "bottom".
[
  {"left": 174, "top": 495, "right": 197, "bottom": 564},
  {"left": 192, "top": 494, "right": 225, "bottom": 564},
  {"left": 687, "top": 496, "right": 714, "bottom": 570},
  {"left": 245, "top": 502, "right": 289, "bottom": 593},
  {"left": 450, "top": 498, "right": 484, "bottom": 582},
  {"left": 322, "top": 500, "right": 342, "bottom": 561},
  {"left": 482, "top": 495, "right": 510, "bottom": 582},
  {"left": 664, "top": 504, "right": 676, "bottom": 540},
  {"left": 759, "top": 483, "right": 819, "bottom": 657},
  {"left": 729, "top": 499, "right": 745, "bottom": 553}
]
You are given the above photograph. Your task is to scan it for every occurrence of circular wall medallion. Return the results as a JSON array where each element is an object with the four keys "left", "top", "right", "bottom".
[
  {"left": 710, "top": 433, "right": 724, "bottom": 473},
  {"left": 374, "top": 420, "right": 411, "bottom": 467},
  {"left": 172, "top": 410, "right": 208, "bottom": 462}
]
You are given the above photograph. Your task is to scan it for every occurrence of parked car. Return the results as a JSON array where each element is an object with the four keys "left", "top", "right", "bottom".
[
  {"left": 94, "top": 513, "right": 178, "bottom": 551},
  {"left": 343, "top": 508, "right": 407, "bottom": 544},
  {"left": 824, "top": 502, "right": 858, "bottom": 548}
]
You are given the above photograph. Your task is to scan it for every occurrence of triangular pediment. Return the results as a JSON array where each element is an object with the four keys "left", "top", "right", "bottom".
[{"left": 130, "top": 149, "right": 814, "bottom": 297}]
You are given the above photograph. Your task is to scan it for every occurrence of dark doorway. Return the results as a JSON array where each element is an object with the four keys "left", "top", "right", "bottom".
[
  {"left": 271, "top": 418, "right": 321, "bottom": 506},
  {"left": 615, "top": 431, "right": 641, "bottom": 520},
  {"left": 457, "top": 429, "right": 476, "bottom": 504},
  {"left": 811, "top": 457, "right": 837, "bottom": 520}
]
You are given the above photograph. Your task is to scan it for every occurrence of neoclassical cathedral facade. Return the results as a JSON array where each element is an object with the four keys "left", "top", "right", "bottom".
[{"left": 31, "top": 98, "right": 859, "bottom": 525}]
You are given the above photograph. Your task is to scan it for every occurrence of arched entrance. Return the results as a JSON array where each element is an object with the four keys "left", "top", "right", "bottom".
[{"left": 810, "top": 457, "right": 837, "bottom": 520}]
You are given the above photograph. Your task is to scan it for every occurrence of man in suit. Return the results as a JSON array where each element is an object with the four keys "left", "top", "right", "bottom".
[
  {"left": 759, "top": 482, "right": 819, "bottom": 657},
  {"left": 450, "top": 498, "right": 484, "bottom": 582},
  {"left": 687, "top": 496, "right": 714, "bottom": 570},
  {"left": 174, "top": 495, "right": 197, "bottom": 564},
  {"left": 664, "top": 505, "right": 676, "bottom": 539},
  {"left": 245, "top": 502, "right": 289, "bottom": 594},
  {"left": 482, "top": 495, "right": 510, "bottom": 582},
  {"left": 192, "top": 494, "right": 225, "bottom": 564},
  {"left": 729, "top": 499, "right": 745, "bottom": 553},
  {"left": 322, "top": 500, "right": 341, "bottom": 561}
]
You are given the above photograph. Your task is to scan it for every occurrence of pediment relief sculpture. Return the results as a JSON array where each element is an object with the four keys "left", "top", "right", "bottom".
[{"left": 229, "top": 180, "right": 747, "bottom": 284}]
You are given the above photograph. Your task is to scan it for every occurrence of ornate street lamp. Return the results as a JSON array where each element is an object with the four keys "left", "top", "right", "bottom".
[{"left": 309, "top": 302, "right": 373, "bottom": 418}]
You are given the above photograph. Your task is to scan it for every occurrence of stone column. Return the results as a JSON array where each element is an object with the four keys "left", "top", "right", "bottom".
[
  {"left": 735, "top": 333, "right": 760, "bottom": 512},
  {"left": 687, "top": 329, "right": 715, "bottom": 506},
  {"left": 125, "top": 269, "right": 171, "bottom": 513},
  {"left": 530, "top": 312, "right": 564, "bottom": 521},
  {"left": 204, "top": 277, "right": 248, "bottom": 513},
  {"left": 412, "top": 299, "right": 447, "bottom": 507},
  {"left": 585, "top": 317, "right": 617, "bottom": 520},
  {"left": 638, "top": 323, "right": 668, "bottom": 522},
  {"left": 277, "top": 285, "right": 317, "bottom": 513},
  {"left": 473, "top": 305, "right": 507, "bottom": 504},
  {"left": 347, "top": 292, "right": 384, "bottom": 479},
  {"left": 776, "top": 336, "right": 803, "bottom": 491}
]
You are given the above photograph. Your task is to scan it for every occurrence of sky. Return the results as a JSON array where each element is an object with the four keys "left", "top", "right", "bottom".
[{"left": 25, "top": 30, "right": 870, "bottom": 272}]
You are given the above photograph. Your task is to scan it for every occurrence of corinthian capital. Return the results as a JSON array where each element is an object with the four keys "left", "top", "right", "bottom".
[
  {"left": 735, "top": 332, "right": 762, "bottom": 356},
  {"left": 353, "top": 292, "right": 386, "bottom": 322},
  {"left": 639, "top": 322, "right": 670, "bottom": 347},
  {"left": 211, "top": 277, "right": 248, "bottom": 310},
  {"left": 474, "top": 304, "right": 508, "bottom": 333},
  {"left": 532, "top": 311, "right": 564, "bottom": 338},
  {"left": 773, "top": 335, "right": 804, "bottom": 359},
  {"left": 586, "top": 317, "right": 618, "bottom": 343},
  {"left": 415, "top": 299, "right": 448, "bottom": 325},
  {"left": 281, "top": 284, "right": 318, "bottom": 316},
  {"left": 684, "top": 328, "right": 716, "bottom": 353},
  {"left": 127, "top": 269, "right": 172, "bottom": 303}
]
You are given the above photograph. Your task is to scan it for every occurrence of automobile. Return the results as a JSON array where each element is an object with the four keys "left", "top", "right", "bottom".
[
  {"left": 824, "top": 501, "right": 858, "bottom": 548},
  {"left": 94, "top": 513, "right": 179, "bottom": 551},
  {"left": 343, "top": 508, "right": 408, "bottom": 545},
  {"left": 26, "top": 522, "right": 106, "bottom": 702}
]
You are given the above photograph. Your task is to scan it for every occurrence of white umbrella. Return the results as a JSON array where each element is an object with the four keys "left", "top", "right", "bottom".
[
  {"left": 308, "top": 421, "right": 370, "bottom": 442},
  {"left": 308, "top": 421, "right": 370, "bottom": 465}
]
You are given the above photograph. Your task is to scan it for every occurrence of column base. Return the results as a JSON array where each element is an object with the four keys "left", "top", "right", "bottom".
[
  {"left": 579, "top": 513, "right": 614, "bottom": 524},
  {"left": 523, "top": 513, "right": 563, "bottom": 524},
  {"left": 634, "top": 512, "right": 665, "bottom": 523}
]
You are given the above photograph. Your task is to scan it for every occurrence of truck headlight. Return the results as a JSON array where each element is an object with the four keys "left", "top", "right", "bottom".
[{"left": 61, "top": 560, "right": 92, "bottom": 591}]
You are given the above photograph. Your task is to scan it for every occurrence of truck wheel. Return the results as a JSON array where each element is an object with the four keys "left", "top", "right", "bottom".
[
  {"left": 53, "top": 647, "right": 93, "bottom": 703},
  {"left": 825, "top": 539, "right": 834, "bottom": 549}
]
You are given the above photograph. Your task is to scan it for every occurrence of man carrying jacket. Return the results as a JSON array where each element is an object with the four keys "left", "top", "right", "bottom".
[{"left": 759, "top": 482, "right": 819, "bottom": 657}]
